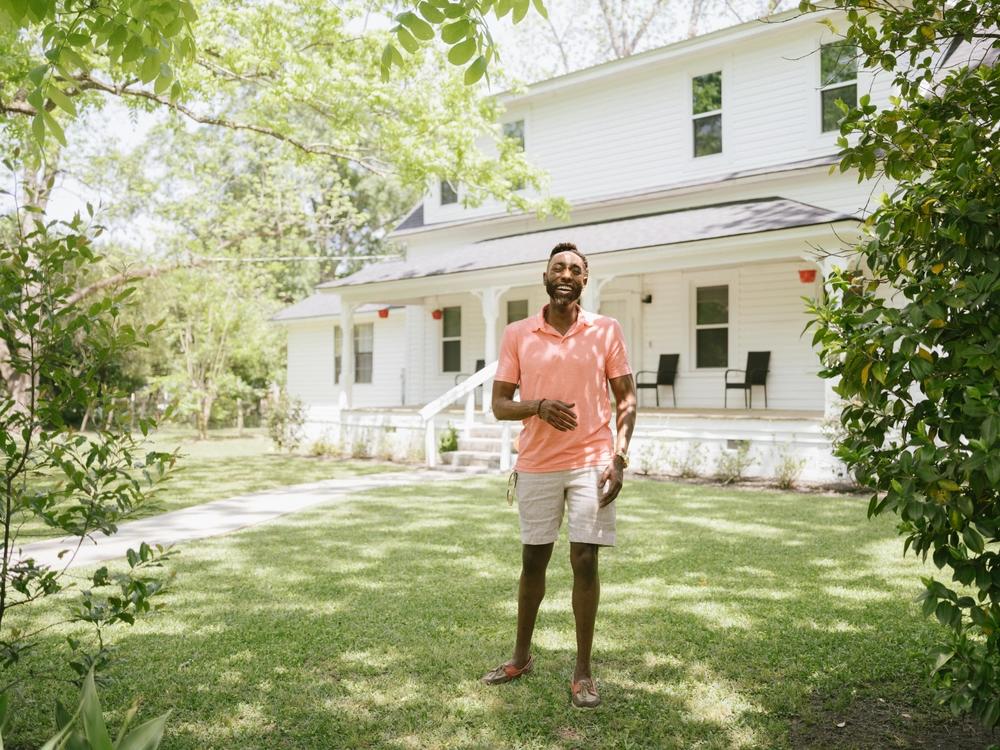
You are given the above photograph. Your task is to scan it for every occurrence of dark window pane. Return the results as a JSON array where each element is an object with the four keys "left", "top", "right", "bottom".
[
  {"left": 693, "top": 114, "right": 722, "bottom": 157},
  {"left": 355, "top": 353, "right": 373, "bottom": 384},
  {"left": 503, "top": 119, "right": 525, "bottom": 150},
  {"left": 440, "top": 180, "right": 458, "bottom": 205},
  {"left": 442, "top": 306, "right": 461, "bottom": 338},
  {"left": 821, "top": 42, "right": 857, "bottom": 86},
  {"left": 443, "top": 340, "right": 461, "bottom": 372},
  {"left": 692, "top": 71, "right": 722, "bottom": 114},
  {"left": 696, "top": 286, "right": 728, "bottom": 325},
  {"left": 697, "top": 328, "right": 728, "bottom": 368},
  {"left": 334, "top": 327, "right": 341, "bottom": 384},
  {"left": 821, "top": 84, "right": 856, "bottom": 131},
  {"left": 507, "top": 299, "right": 528, "bottom": 323}
]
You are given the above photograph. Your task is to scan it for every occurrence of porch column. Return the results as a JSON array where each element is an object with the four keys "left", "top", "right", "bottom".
[
  {"left": 475, "top": 286, "right": 508, "bottom": 416},
  {"left": 338, "top": 302, "right": 355, "bottom": 410},
  {"left": 582, "top": 276, "right": 615, "bottom": 313},
  {"left": 817, "top": 256, "right": 841, "bottom": 419}
]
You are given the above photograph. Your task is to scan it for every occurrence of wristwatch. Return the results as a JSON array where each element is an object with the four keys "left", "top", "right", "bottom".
[{"left": 614, "top": 450, "right": 629, "bottom": 469}]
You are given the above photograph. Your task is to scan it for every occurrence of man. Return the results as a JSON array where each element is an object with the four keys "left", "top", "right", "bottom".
[{"left": 482, "top": 242, "right": 637, "bottom": 708}]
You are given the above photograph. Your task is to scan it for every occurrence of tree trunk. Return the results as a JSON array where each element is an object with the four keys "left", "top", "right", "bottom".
[
  {"left": 236, "top": 397, "right": 244, "bottom": 436},
  {"left": 80, "top": 403, "right": 92, "bottom": 432},
  {"left": 197, "top": 394, "right": 214, "bottom": 440}
]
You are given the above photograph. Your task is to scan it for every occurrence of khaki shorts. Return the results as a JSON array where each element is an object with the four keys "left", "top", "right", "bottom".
[{"left": 514, "top": 467, "right": 616, "bottom": 546}]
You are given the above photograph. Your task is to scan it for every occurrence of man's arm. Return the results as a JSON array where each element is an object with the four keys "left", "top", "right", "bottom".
[
  {"left": 491, "top": 380, "right": 578, "bottom": 431},
  {"left": 598, "top": 373, "right": 638, "bottom": 506}
]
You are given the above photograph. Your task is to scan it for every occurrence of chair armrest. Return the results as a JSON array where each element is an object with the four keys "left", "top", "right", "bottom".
[
  {"left": 724, "top": 368, "right": 746, "bottom": 384},
  {"left": 635, "top": 370, "right": 657, "bottom": 384}
]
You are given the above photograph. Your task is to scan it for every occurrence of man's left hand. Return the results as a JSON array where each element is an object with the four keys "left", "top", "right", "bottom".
[{"left": 598, "top": 460, "right": 624, "bottom": 507}]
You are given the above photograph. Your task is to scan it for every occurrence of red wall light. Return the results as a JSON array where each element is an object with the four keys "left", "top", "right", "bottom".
[
  {"left": 798, "top": 269, "right": 817, "bottom": 283},
  {"left": 378, "top": 308, "right": 389, "bottom": 319},
  {"left": 431, "top": 309, "right": 443, "bottom": 320}
]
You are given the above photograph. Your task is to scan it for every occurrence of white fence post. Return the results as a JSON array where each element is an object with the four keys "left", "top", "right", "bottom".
[
  {"left": 464, "top": 391, "right": 475, "bottom": 440},
  {"left": 500, "top": 422, "right": 512, "bottom": 472},
  {"left": 425, "top": 420, "right": 437, "bottom": 468}
]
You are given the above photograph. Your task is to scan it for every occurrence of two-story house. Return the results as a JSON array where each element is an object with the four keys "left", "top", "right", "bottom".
[{"left": 273, "top": 8, "right": 891, "bottom": 481}]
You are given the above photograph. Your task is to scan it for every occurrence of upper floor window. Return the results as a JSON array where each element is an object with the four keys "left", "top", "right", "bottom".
[
  {"left": 507, "top": 299, "right": 528, "bottom": 323},
  {"left": 442, "top": 306, "right": 461, "bottom": 372},
  {"left": 692, "top": 72, "right": 722, "bottom": 157},
  {"left": 820, "top": 42, "right": 858, "bottom": 132},
  {"left": 440, "top": 179, "right": 458, "bottom": 205},
  {"left": 503, "top": 120, "right": 525, "bottom": 190},
  {"left": 695, "top": 285, "right": 728, "bottom": 368}
]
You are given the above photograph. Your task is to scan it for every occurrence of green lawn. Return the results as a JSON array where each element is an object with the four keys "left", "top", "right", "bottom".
[
  {"left": 16, "top": 427, "right": 399, "bottom": 540},
  {"left": 6, "top": 474, "right": 992, "bottom": 749}
]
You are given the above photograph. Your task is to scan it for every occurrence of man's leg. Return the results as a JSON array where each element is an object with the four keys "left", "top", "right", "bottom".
[
  {"left": 569, "top": 541, "right": 600, "bottom": 681},
  {"left": 512, "top": 542, "right": 554, "bottom": 667}
]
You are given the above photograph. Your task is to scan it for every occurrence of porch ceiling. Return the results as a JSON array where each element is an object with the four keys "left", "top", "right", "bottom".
[{"left": 319, "top": 197, "right": 857, "bottom": 300}]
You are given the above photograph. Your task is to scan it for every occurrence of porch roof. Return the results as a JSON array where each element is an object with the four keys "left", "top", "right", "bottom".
[
  {"left": 270, "top": 294, "right": 401, "bottom": 323},
  {"left": 319, "top": 197, "right": 855, "bottom": 290}
]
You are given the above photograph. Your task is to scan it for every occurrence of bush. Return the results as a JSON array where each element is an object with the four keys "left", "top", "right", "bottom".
[
  {"left": 715, "top": 442, "right": 755, "bottom": 485},
  {"left": 308, "top": 435, "right": 340, "bottom": 458},
  {"left": 438, "top": 423, "right": 459, "bottom": 453},
  {"left": 266, "top": 390, "right": 305, "bottom": 452},
  {"left": 773, "top": 447, "right": 806, "bottom": 490},
  {"left": 668, "top": 442, "right": 706, "bottom": 478}
]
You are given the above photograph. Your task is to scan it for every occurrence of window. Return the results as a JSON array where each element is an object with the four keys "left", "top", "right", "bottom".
[
  {"left": 503, "top": 119, "right": 525, "bottom": 189},
  {"left": 334, "top": 326, "right": 342, "bottom": 384},
  {"left": 820, "top": 42, "right": 858, "bottom": 132},
  {"left": 354, "top": 323, "right": 374, "bottom": 384},
  {"left": 507, "top": 299, "right": 528, "bottom": 323},
  {"left": 442, "top": 306, "right": 461, "bottom": 372},
  {"left": 695, "top": 285, "right": 728, "bottom": 368},
  {"left": 692, "top": 72, "right": 722, "bottom": 157},
  {"left": 440, "top": 179, "right": 458, "bottom": 205}
]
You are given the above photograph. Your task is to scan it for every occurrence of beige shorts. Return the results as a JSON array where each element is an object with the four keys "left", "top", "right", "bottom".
[{"left": 514, "top": 467, "right": 616, "bottom": 546}]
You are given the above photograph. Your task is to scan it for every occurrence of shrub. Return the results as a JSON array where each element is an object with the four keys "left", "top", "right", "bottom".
[
  {"left": 635, "top": 441, "right": 665, "bottom": 476},
  {"left": 308, "top": 435, "right": 340, "bottom": 458},
  {"left": 773, "top": 447, "right": 806, "bottom": 490},
  {"left": 266, "top": 390, "right": 305, "bottom": 452},
  {"left": 438, "top": 423, "right": 459, "bottom": 453},
  {"left": 668, "top": 441, "right": 706, "bottom": 478},
  {"left": 715, "top": 442, "right": 755, "bottom": 485}
]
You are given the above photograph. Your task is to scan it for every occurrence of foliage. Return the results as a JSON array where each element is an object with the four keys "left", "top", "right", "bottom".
[
  {"left": 0, "top": 669, "right": 169, "bottom": 750},
  {"left": 438, "top": 423, "right": 459, "bottom": 453},
  {"left": 266, "top": 391, "right": 305, "bottom": 454},
  {"left": 0, "top": 171, "right": 175, "bottom": 691},
  {"left": 772, "top": 447, "right": 806, "bottom": 490},
  {"left": 635, "top": 441, "right": 666, "bottom": 476},
  {"left": 715, "top": 441, "right": 755, "bottom": 484},
  {"left": 667, "top": 441, "right": 706, "bottom": 478},
  {"left": 804, "top": 0, "right": 1000, "bottom": 726}
]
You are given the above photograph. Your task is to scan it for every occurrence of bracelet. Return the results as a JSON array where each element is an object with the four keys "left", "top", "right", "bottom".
[{"left": 537, "top": 399, "right": 545, "bottom": 416}]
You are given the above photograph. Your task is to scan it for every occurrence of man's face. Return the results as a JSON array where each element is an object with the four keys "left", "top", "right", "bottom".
[{"left": 543, "top": 251, "right": 588, "bottom": 305}]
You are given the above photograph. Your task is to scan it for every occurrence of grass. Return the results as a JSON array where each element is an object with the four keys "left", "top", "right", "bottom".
[
  {"left": 15, "top": 427, "right": 399, "bottom": 540},
  {"left": 7, "top": 468, "right": 992, "bottom": 749}
]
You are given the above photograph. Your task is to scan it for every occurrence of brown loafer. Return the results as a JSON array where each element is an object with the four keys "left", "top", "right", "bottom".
[
  {"left": 482, "top": 655, "right": 534, "bottom": 685},
  {"left": 571, "top": 677, "right": 601, "bottom": 708}
]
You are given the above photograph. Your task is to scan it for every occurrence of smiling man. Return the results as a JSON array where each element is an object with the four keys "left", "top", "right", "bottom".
[{"left": 481, "top": 242, "right": 637, "bottom": 708}]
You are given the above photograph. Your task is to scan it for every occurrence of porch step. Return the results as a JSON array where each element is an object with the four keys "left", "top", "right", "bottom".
[
  {"left": 465, "top": 424, "right": 522, "bottom": 439},
  {"left": 440, "top": 450, "right": 502, "bottom": 469}
]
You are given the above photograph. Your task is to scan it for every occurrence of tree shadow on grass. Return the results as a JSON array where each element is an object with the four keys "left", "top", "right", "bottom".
[{"left": 6, "top": 477, "right": 993, "bottom": 749}]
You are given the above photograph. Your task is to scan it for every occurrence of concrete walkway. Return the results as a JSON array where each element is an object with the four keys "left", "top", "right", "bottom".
[{"left": 18, "top": 469, "right": 469, "bottom": 570}]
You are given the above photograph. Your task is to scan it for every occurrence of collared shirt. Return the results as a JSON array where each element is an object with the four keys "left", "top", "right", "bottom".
[{"left": 495, "top": 304, "right": 632, "bottom": 472}]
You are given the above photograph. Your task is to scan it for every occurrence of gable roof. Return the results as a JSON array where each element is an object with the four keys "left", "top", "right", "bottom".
[{"left": 322, "top": 197, "right": 856, "bottom": 290}]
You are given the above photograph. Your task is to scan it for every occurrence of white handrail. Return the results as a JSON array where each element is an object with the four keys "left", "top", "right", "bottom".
[{"left": 421, "top": 361, "right": 499, "bottom": 467}]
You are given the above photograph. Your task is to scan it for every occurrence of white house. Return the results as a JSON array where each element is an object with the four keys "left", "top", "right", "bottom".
[{"left": 273, "top": 8, "right": 894, "bottom": 481}]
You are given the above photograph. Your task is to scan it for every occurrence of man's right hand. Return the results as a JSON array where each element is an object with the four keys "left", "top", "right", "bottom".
[{"left": 539, "top": 399, "right": 577, "bottom": 431}]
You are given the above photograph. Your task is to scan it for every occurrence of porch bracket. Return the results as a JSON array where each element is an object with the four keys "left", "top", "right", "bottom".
[
  {"left": 338, "top": 301, "right": 356, "bottom": 410},
  {"left": 582, "top": 276, "right": 616, "bottom": 313}
]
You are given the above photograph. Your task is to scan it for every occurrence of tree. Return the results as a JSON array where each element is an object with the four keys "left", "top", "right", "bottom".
[
  {"left": 806, "top": 0, "right": 1000, "bottom": 726},
  {"left": 1, "top": 167, "right": 174, "bottom": 693}
]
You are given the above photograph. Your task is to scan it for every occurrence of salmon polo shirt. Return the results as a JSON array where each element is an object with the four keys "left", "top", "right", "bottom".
[{"left": 495, "top": 305, "right": 632, "bottom": 473}]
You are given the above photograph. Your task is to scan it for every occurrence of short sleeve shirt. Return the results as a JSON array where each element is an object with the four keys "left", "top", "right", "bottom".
[{"left": 495, "top": 305, "right": 632, "bottom": 472}]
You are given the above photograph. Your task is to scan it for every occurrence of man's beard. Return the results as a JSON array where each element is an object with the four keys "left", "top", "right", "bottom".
[{"left": 545, "top": 278, "right": 583, "bottom": 305}]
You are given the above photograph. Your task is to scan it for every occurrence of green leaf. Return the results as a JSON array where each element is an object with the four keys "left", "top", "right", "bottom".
[
  {"left": 140, "top": 53, "right": 159, "bottom": 84},
  {"left": 398, "top": 11, "right": 435, "bottom": 41},
  {"left": 531, "top": 0, "right": 548, "bottom": 18},
  {"left": 122, "top": 37, "right": 142, "bottom": 63},
  {"left": 31, "top": 113, "right": 45, "bottom": 143},
  {"left": 440, "top": 19, "right": 470, "bottom": 44},
  {"left": 115, "top": 711, "right": 170, "bottom": 750},
  {"left": 963, "top": 525, "right": 985, "bottom": 555},
  {"left": 46, "top": 83, "right": 76, "bottom": 115},
  {"left": 512, "top": 0, "right": 530, "bottom": 23},
  {"left": 395, "top": 26, "right": 419, "bottom": 54},
  {"left": 447, "top": 37, "right": 477, "bottom": 66},
  {"left": 464, "top": 55, "right": 487, "bottom": 85},
  {"left": 41, "top": 109, "right": 65, "bottom": 145},
  {"left": 0, "top": 691, "right": 9, "bottom": 733},
  {"left": 935, "top": 600, "right": 956, "bottom": 627},
  {"left": 417, "top": 2, "right": 445, "bottom": 23},
  {"left": 930, "top": 649, "right": 954, "bottom": 675},
  {"left": 28, "top": 63, "right": 48, "bottom": 85},
  {"left": 982, "top": 415, "right": 998, "bottom": 447}
]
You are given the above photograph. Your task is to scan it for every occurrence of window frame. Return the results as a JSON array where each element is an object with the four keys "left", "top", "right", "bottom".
[
  {"left": 440, "top": 179, "right": 458, "bottom": 206},
  {"left": 441, "top": 305, "right": 462, "bottom": 373},
  {"left": 334, "top": 325, "right": 342, "bottom": 385},
  {"left": 685, "top": 271, "right": 738, "bottom": 373},
  {"left": 818, "top": 40, "right": 859, "bottom": 133},
  {"left": 354, "top": 323, "right": 374, "bottom": 384},
  {"left": 691, "top": 70, "right": 723, "bottom": 159}
]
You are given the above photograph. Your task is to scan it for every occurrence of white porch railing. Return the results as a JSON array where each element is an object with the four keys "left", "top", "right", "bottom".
[{"left": 419, "top": 360, "right": 511, "bottom": 469}]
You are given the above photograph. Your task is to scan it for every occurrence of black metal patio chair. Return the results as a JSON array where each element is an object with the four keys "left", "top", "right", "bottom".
[
  {"left": 724, "top": 351, "right": 770, "bottom": 408},
  {"left": 636, "top": 354, "right": 679, "bottom": 407}
]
